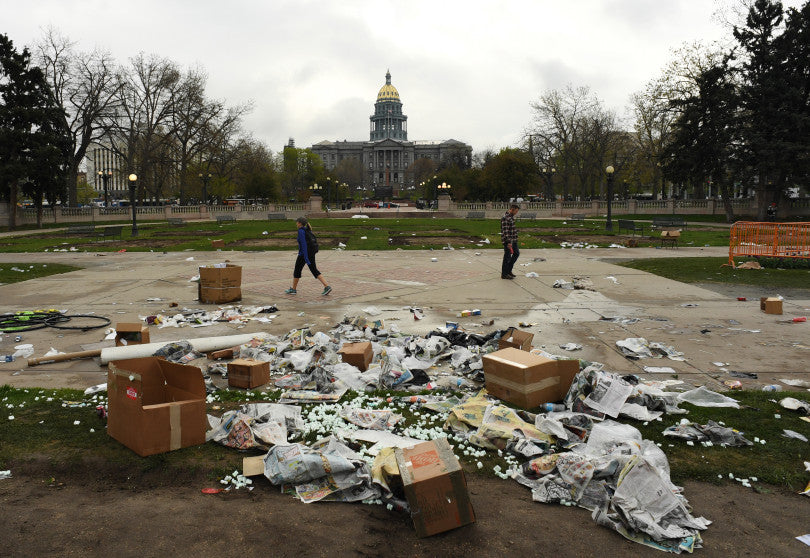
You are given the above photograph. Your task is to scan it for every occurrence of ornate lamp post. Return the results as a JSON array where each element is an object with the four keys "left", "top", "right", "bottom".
[
  {"left": 309, "top": 183, "right": 322, "bottom": 208},
  {"left": 199, "top": 173, "right": 212, "bottom": 205},
  {"left": 542, "top": 167, "right": 556, "bottom": 201},
  {"left": 97, "top": 170, "right": 113, "bottom": 207},
  {"left": 605, "top": 166, "right": 615, "bottom": 232},
  {"left": 128, "top": 173, "right": 138, "bottom": 237}
]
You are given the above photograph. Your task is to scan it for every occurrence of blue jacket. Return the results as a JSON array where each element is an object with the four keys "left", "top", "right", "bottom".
[{"left": 297, "top": 228, "right": 312, "bottom": 265}]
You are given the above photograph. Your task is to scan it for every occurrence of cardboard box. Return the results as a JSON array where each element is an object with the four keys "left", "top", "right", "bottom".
[
  {"left": 497, "top": 328, "right": 533, "bottom": 351},
  {"left": 198, "top": 264, "right": 242, "bottom": 303},
  {"left": 760, "top": 296, "right": 783, "bottom": 315},
  {"left": 482, "top": 347, "right": 579, "bottom": 409},
  {"left": 338, "top": 341, "right": 373, "bottom": 371},
  {"left": 107, "top": 357, "right": 206, "bottom": 457},
  {"left": 227, "top": 358, "right": 270, "bottom": 389},
  {"left": 395, "top": 438, "right": 476, "bottom": 537},
  {"left": 211, "top": 239, "right": 225, "bottom": 249},
  {"left": 114, "top": 322, "right": 150, "bottom": 347},
  {"left": 661, "top": 229, "right": 681, "bottom": 238}
]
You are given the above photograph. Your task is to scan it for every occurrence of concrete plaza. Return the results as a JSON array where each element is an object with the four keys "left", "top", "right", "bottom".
[{"left": 1, "top": 246, "right": 808, "bottom": 391}]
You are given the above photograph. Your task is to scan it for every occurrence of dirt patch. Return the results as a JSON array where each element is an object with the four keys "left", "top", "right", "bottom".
[
  {"left": 0, "top": 456, "right": 807, "bottom": 557},
  {"left": 390, "top": 235, "right": 480, "bottom": 247}
]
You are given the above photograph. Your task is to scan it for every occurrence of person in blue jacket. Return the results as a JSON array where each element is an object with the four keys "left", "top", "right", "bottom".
[{"left": 285, "top": 217, "right": 332, "bottom": 295}]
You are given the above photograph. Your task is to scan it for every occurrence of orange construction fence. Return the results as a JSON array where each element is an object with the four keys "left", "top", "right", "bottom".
[{"left": 728, "top": 221, "right": 810, "bottom": 267}]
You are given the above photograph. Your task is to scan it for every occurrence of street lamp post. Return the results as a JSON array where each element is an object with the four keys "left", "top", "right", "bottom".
[
  {"left": 199, "top": 173, "right": 212, "bottom": 205},
  {"left": 97, "top": 170, "right": 112, "bottom": 207},
  {"left": 128, "top": 173, "right": 138, "bottom": 237},
  {"left": 542, "top": 167, "right": 556, "bottom": 201},
  {"left": 605, "top": 166, "right": 615, "bottom": 232},
  {"left": 309, "top": 183, "right": 322, "bottom": 210},
  {"left": 436, "top": 182, "right": 451, "bottom": 209}
]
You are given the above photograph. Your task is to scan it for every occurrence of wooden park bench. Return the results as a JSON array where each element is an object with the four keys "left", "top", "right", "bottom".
[
  {"left": 466, "top": 211, "right": 486, "bottom": 219},
  {"left": 267, "top": 213, "right": 287, "bottom": 220},
  {"left": 216, "top": 215, "right": 236, "bottom": 225},
  {"left": 97, "top": 225, "right": 124, "bottom": 240},
  {"left": 570, "top": 213, "right": 585, "bottom": 222},
  {"left": 167, "top": 217, "right": 185, "bottom": 226},
  {"left": 66, "top": 225, "right": 95, "bottom": 236},
  {"left": 617, "top": 219, "right": 645, "bottom": 236}
]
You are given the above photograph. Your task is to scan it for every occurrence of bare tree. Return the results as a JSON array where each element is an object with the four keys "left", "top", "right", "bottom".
[
  {"left": 106, "top": 53, "right": 181, "bottom": 202},
  {"left": 170, "top": 67, "right": 250, "bottom": 203},
  {"left": 35, "top": 27, "right": 121, "bottom": 206}
]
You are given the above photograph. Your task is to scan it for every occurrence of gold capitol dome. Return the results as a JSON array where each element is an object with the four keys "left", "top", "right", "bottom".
[{"left": 376, "top": 69, "right": 400, "bottom": 102}]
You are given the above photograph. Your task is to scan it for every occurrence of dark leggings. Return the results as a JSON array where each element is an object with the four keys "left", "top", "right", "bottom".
[{"left": 293, "top": 252, "right": 320, "bottom": 278}]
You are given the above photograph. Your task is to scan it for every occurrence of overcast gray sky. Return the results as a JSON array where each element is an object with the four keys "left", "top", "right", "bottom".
[{"left": 2, "top": 0, "right": 799, "bottom": 154}]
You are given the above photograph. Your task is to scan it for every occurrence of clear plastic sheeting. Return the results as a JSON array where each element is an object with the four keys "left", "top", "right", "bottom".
[{"left": 676, "top": 386, "right": 740, "bottom": 408}]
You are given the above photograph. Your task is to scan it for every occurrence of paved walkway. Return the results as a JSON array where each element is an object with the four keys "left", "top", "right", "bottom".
[{"left": 1, "top": 246, "right": 808, "bottom": 392}]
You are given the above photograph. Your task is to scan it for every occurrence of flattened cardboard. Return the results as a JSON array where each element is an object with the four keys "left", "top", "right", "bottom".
[
  {"left": 107, "top": 357, "right": 206, "bottom": 456},
  {"left": 760, "top": 296, "right": 783, "bottom": 315},
  {"left": 114, "top": 322, "right": 150, "bottom": 347},
  {"left": 227, "top": 358, "right": 270, "bottom": 389},
  {"left": 211, "top": 239, "right": 225, "bottom": 249},
  {"left": 207, "top": 346, "right": 239, "bottom": 360},
  {"left": 198, "top": 264, "right": 242, "bottom": 303},
  {"left": 242, "top": 455, "right": 265, "bottom": 477},
  {"left": 395, "top": 438, "right": 475, "bottom": 537},
  {"left": 338, "top": 341, "right": 373, "bottom": 372},
  {"left": 483, "top": 347, "right": 579, "bottom": 409},
  {"left": 497, "top": 328, "right": 533, "bottom": 351}
]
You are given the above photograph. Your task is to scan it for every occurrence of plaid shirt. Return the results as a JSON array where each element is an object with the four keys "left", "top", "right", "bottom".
[{"left": 501, "top": 211, "right": 517, "bottom": 245}]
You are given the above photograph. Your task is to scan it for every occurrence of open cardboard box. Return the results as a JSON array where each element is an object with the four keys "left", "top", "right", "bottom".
[
  {"left": 395, "top": 438, "right": 476, "bottom": 537},
  {"left": 114, "top": 322, "right": 150, "bottom": 347},
  {"left": 107, "top": 357, "right": 206, "bottom": 456},
  {"left": 497, "top": 328, "right": 533, "bottom": 351},
  {"left": 483, "top": 347, "right": 579, "bottom": 409}
]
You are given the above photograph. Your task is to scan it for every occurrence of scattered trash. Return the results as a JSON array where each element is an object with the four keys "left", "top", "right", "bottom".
[
  {"left": 780, "top": 397, "right": 810, "bottom": 415},
  {"left": 762, "top": 384, "right": 783, "bottom": 392},
  {"left": 729, "top": 371, "right": 757, "bottom": 379},
  {"left": 559, "top": 343, "right": 582, "bottom": 351},
  {"left": 664, "top": 419, "right": 752, "bottom": 446},
  {"left": 782, "top": 430, "right": 808, "bottom": 442},
  {"left": 677, "top": 386, "right": 739, "bottom": 408},
  {"left": 0, "top": 470, "right": 11, "bottom": 479},
  {"left": 525, "top": 272, "right": 539, "bottom": 278},
  {"left": 616, "top": 338, "right": 685, "bottom": 361},
  {"left": 780, "top": 378, "right": 810, "bottom": 388}
]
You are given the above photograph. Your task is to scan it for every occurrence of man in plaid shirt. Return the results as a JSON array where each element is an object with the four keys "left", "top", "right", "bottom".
[{"left": 500, "top": 204, "right": 520, "bottom": 279}]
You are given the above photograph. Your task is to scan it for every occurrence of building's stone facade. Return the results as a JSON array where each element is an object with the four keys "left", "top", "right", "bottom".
[{"left": 310, "top": 71, "right": 472, "bottom": 198}]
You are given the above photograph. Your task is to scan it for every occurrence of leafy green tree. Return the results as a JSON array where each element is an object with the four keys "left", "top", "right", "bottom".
[
  {"left": 480, "top": 148, "right": 541, "bottom": 201},
  {"left": 662, "top": 65, "right": 738, "bottom": 221},
  {"left": 0, "top": 33, "right": 72, "bottom": 228},
  {"left": 731, "top": 0, "right": 809, "bottom": 218}
]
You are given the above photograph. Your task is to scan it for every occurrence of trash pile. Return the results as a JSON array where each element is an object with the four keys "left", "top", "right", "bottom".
[
  {"left": 142, "top": 305, "right": 278, "bottom": 329},
  {"left": 181, "top": 317, "right": 732, "bottom": 551}
]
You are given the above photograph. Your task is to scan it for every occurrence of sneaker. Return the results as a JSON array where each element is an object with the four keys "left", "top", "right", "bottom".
[
  {"left": 321, "top": 285, "right": 332, "bottom": 296},
  {"left": 284, "top": 287, "right": 297, "bottom": 294}
]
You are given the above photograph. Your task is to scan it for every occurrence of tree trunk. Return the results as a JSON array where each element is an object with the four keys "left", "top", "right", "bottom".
[{"left": 719, "top": 177, "right": 735, "bottom": 223}]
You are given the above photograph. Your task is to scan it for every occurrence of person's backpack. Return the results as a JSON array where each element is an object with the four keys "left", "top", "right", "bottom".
[{"left": 304, "top": 228, "right": 319, "bottom": 253}]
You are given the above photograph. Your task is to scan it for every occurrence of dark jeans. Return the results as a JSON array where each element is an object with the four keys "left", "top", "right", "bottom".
[
  {"left": 502, "top": 242, "right": 519, "bottom": 276},
  {"left": 294, "top": 252, "right": 321, "bottom": 278}
]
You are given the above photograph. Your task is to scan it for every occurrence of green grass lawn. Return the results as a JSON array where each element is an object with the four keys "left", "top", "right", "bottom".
[
  {"left": 0, "top": 385, "right": 807, "bottom": 490},
  {"left": 0, "top": 263, "right": 82, "bottom": 285},
  {"left": 0, "top": 218, "right": 733, "bottom": 252},
  {"left": 618, "top": 257, "right": 810, "bottom": 290}
]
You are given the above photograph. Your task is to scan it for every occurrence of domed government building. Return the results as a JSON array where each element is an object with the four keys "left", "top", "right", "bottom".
[{"left": 309, "top": 70, "right": 472, "bottom": 199}]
